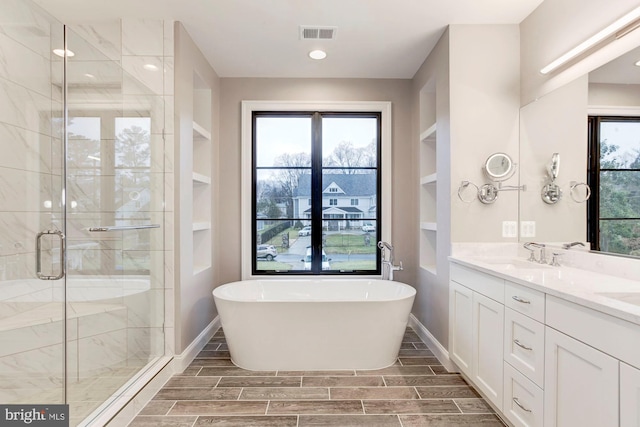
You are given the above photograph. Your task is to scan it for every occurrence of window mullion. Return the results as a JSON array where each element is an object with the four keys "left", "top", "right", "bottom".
[{"left": 311, "top": 112, "right": 323, "bottom": 274}]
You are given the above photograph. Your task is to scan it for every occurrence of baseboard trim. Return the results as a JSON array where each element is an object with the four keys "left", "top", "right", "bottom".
[
  {"left": 173, "top": 316, "right": 221, "bottom": 373},
  {"left": 408, "top": 314, "right": 457, "bottom": 372}
]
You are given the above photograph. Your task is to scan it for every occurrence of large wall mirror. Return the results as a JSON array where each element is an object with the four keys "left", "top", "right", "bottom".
[{"left": 519, "top": 45, "right": 640, "bottom": 258}]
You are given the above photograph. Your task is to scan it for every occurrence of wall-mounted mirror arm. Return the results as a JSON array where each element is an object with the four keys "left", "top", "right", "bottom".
[
  {"left": 542, "top": 182, "right": 563, "bottom": 204},
  {"left": 457, "top": 181, "right": 526, "bottom": 204},
  {"left": 541, "top": 153, "right": 563, "bottom": 204}
]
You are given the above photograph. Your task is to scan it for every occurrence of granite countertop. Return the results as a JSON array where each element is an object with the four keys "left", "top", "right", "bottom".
[{"left": 449, "top": 255, "right": 640, "bottom": 326}]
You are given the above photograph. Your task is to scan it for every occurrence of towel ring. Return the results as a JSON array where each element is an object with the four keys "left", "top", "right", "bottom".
[
  {"left": 457, "top": 181, "right": 479, "bottom": 203},
  {"left": 569, "top": 181, "right": 591, "bottom": 203}
]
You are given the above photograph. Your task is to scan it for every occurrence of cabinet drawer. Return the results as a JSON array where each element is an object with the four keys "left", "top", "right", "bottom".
[
  {"left": 504, "top": 308, "right": 545, "bottom": 388},
  {"left": 505, "top": 281, "right": 545, "bottom": 323},
  {"left": 451, "top": 262, "right": 504, "bottom": 303},
  {"left": 504, "top": 362, "right": 544, "bottom": 427}
]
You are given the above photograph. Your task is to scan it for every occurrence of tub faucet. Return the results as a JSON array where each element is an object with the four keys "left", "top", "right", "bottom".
[
  {"left": 563, "top": 241, "right": 585, "bottom": 249},
  {"left": 378, "top": 241, "right": 403, "bottom": 280}
]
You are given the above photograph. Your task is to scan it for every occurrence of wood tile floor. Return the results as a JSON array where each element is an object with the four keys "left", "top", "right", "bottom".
[{"left": 129, "top": 328, "right": 506, "bottom": 426}]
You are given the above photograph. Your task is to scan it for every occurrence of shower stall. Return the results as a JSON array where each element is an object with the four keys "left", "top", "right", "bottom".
[{"left": 0, "top": 1, "right": 169, "bottom": 425}]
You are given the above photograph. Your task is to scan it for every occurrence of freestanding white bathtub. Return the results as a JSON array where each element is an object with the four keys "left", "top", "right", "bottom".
[{"left": 212, "top": 279, "right": 416, "bottom": 371}]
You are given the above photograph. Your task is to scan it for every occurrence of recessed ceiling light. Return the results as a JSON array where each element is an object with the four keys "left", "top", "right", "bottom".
[
  {"left": 635, "top": 60, "right": 640, "bottom": 66},
  {"left": 143, "top": 63, "right": 159, "bottom": 71},
  {"left": 309, "top": 50, "right": 327, "bottom": 60},
  {"left": 53, "top": 48, "right": 74, "bottom": 57}
]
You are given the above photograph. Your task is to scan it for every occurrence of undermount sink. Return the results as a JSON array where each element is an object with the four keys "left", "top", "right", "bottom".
[
  {"left": 597, "top": 292, "right": 640, "bottom": 307},
  {"left": 477, "top": 258, "right": 551, "bottom": 270}
]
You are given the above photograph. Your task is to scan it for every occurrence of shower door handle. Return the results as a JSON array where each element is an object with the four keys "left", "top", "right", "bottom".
[{"left": 36, "top": 229, "right": 66, "bottom": 280}]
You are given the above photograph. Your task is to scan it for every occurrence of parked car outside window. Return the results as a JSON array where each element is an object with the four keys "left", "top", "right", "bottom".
[
  {"left": 362, "top": 223, "right": 376, "bottom": 232},
  {"left": 298, "top": 226, "right": 311, "bottom": 236},
  {"left": 256, "top": 244, "right": 278, "bottom": 261}
]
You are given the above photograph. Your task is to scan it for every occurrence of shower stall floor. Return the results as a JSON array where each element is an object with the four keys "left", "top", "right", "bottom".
[{"left": 130, "top": 327, "right": 506, "bottom": 426}]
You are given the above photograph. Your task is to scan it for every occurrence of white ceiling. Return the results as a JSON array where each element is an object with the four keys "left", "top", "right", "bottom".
[{"left": 35, "top": 0, "right": 544, "bottom": 79}]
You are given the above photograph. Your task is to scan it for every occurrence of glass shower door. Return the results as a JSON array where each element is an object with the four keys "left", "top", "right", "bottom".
[{"left": 64, "top": 27, "right": 165, "bottom": 425}]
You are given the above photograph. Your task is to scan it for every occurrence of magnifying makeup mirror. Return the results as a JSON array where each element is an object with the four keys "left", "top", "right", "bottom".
[
  {"left": 483, "top": 153, "right": 516, "bottom": 182},
  {"left": 548, "top": 153, "right": 560, "bottom": 181}
]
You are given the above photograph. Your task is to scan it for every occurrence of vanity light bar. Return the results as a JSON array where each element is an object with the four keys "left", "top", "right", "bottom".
[{"left": 540, "top": 5, "right": 640, "bottom": 75}]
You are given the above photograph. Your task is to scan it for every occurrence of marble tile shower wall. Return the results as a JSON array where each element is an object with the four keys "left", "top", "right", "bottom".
[
  {"left": 0, "top": 0, "right": 65, "bottom": 404},
  {"left": 0, "top": 0, "right": 175, "bottom": 409}
]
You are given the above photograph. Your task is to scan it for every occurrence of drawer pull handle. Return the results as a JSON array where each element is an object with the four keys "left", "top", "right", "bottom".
[
  {"left": 512, "top": 296, "right": 531, "bottom": 304},
  {"left": 513, "top": 397, "right": 532, "bottom": 413},
  {"left": 514, "top": 339, "right": 533, "bottom": 351}
]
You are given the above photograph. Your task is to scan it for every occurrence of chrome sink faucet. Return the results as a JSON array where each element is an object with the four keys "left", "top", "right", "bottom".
[
  {"left": 563, "top": 241, "right": 585, "bottom": 249},
  {"left": 378, "top": 241, "right": 403, "bottom": 280},
  {"left": 524, "top": 242, "right": 547, "bottom": 264}
]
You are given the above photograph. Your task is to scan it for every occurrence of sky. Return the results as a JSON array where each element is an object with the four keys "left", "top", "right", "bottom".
[
  {"left": 255, "top": 116, "right": 377, "bottom": 167},
  {"left": 600, "top": 121, "right": 640, "bottom": 166}
]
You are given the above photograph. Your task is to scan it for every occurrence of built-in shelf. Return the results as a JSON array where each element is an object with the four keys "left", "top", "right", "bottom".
[
  {"left": 420, "top": 123, "right": 437, "bottom": 143},
  {"left": 421, "top": 222, "right": 437, "bottom": 231},
  {"left": 192, "top": 222, "right": 211, "bottom": 232},
  {"left": 193, "top": 265, "right": 210, "bottom": 276},
  {"left": 192, "top": 172, "right": 211, "bottom": 184},
  {"left": 192, "top": 120, "right": 211, "bottom": 141},
  {"left": 420, "top": 264, "right": 437, "bottom": 275},
  {"left": 420, "top": 173, "right": 437, "bottom": 185}
]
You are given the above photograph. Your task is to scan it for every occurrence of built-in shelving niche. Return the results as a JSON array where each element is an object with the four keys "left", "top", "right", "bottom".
[
  {"left": 419, "top": 84, "right": 437, "bottom": 274},
  {"left": 192, "top": 72, "right": 212, "bottom": 275}
]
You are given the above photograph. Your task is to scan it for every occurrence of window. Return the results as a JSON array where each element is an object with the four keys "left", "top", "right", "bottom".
[
  {"left": 351, "top": 199, "right": 359, "bottom": 205},
  {"left": 588, "top": 116, "right": 640, "bottom": 256},
  {"left": 251, "top": 111, "right": 382, "bottom": 274}
]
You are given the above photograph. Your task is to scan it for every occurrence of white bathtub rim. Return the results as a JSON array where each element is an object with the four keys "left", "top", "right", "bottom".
[{"left": 213, "top": 279, "right": 416, "bottom": 303}]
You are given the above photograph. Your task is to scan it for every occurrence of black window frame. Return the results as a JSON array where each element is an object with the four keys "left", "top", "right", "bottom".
[
  {"left": 251, "top": 111, "right": 382, "bottom": 275},
  {"left": 587, "top": 115, "right": 640, "bottom": 254}
]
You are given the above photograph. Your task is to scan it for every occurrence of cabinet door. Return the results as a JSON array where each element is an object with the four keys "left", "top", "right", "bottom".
[
  {"left": 449, "top": 281, "right": 473, "bottom": 377},
  {"left": 544, "top": 327, "right": 618, "bottom": 427},
  {"left": 472, "top": 291, "right": 504, "bottom": 411},
  {"left": 621, "top": 362, "right": 640, "bottom": 427}
]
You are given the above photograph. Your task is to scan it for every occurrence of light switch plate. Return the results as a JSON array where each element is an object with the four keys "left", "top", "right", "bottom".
[
  {"left": 521, "top": 221, "right": 536, "bottom": 238},
  {"left": 502, "top": 221, "right": 518, "bottom": 238}
]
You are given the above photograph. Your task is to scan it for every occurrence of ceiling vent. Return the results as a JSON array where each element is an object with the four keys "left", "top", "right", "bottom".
[{"left": 300, "top": 26, "right": 337, "bottom": 41}]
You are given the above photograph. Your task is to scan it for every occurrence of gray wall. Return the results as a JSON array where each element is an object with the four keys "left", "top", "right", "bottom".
[
  {"left": 410, "top": 25, "right": 520, "bottom": 349},
  {"left": 218, "top": 78, "right": 415, "bottom": 287},
  {"left": 174, "top": 23, "right": 221, "bottom": 354}
]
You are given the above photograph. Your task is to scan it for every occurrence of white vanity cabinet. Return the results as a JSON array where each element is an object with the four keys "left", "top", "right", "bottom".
[
  {"left": 450, "top": 263, "right": 504, "bottom": 410},
  {"left": 449, "top": 259, "right": 640, "bottom": 427},
  {"left": 621, "top": 362, "right": 640, "bottom": 427}
]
